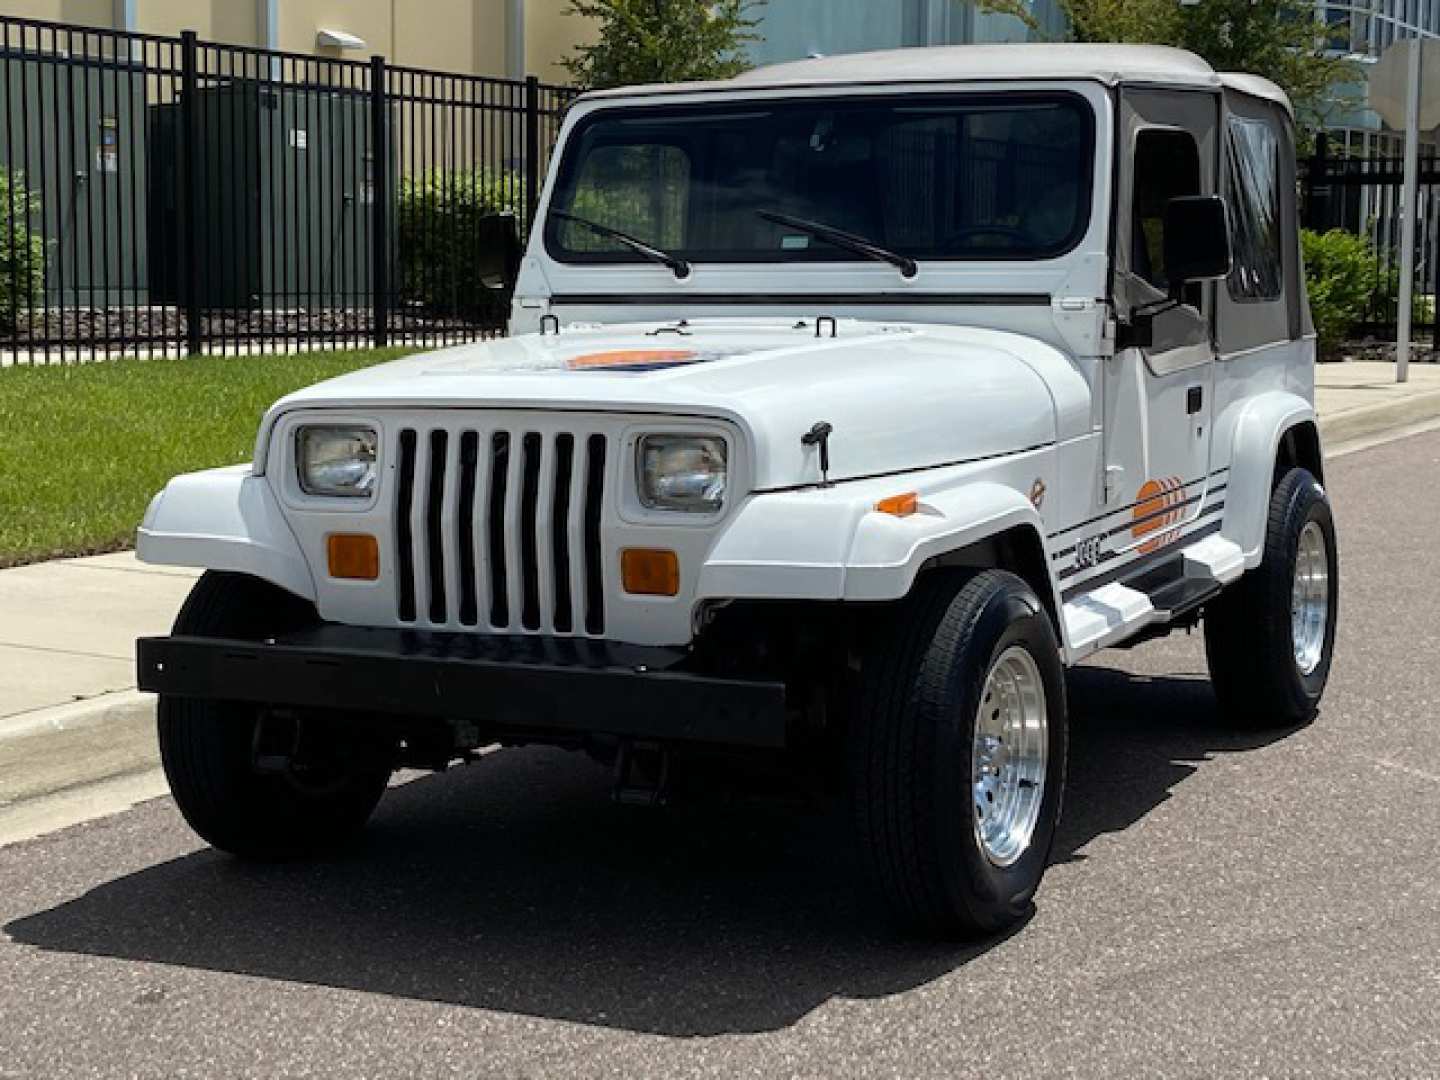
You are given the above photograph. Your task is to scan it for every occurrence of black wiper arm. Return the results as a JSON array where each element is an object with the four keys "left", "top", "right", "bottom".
[
  {"left": 550, "top": 210, "right": 691, "bottom": 279},
  {"left": 757, "top": 210, "right": 917, "bottom": 279}
]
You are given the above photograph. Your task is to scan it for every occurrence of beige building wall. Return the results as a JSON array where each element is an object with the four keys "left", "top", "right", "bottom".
[
  {"left": 1, "top": 1, "right": 112, "bottom": 27},
  {"left": 526, "top": 0, "right": 590, "bottom": 80},
  {"left": 0, "top": 0, "right": 587, "bottom": 81}
]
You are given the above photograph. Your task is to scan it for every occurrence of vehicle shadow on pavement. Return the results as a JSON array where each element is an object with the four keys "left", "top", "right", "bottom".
[{"left": 5, "top": 664, "right": 1298, "bottom": 1036}]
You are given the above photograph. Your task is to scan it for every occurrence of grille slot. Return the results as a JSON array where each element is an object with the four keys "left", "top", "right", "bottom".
[
  {"left": 550, "top": 434, "right": 576, "bottom": 633},
  {"left": 487, "top": 432, "right": 511, "bottom": 628},
  {"left": 425, "top": 430, "right": 449, "bottom": 624},
  {"left": 395, "top": 430, "right": 418, "bottom": 623},
  {"left": 393, "top": 424, "right": 608, "bottom": 636},
  {"left": 583, "top": 434, "right": 607, "bottom": 636},
  {"left": 519, "top": 433, "right": 543, "bottom": 631},
  {"left": 456, "top": 432, "right": 480, "bottom": 627}
]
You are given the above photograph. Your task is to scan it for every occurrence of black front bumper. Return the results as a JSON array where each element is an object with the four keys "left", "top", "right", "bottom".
[{"left": 137, "top": 626, "right": 788, "bottom": 749}]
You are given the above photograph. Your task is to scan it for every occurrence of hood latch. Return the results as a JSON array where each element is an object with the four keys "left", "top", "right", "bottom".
[{"left": 802, "top": 421, "right": 834, "bottom": 486}]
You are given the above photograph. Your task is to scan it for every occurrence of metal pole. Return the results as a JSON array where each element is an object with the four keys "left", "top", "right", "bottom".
[
  {"left": 259, "top": 0, "right": 280, "bottom": 81},
  {"left": 113, "top": 0, "right": 140, "bottom": 60},
  {"left": 507, "top": 0, "right": 526, "bottom": 82},
  {"left": 1398, "top": 38, "right": 1421, "bottom": 384}
]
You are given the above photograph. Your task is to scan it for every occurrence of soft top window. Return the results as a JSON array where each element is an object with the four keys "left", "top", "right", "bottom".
[
  {"left": 545, "top": 94, "right": 1095, "bottom": 267},
  {"left": 1225, "top": 116, "right": 1283, "bottom": 302}
]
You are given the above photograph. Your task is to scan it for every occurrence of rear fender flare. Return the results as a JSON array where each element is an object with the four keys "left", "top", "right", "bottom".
[{"left": 1223, "top": 392, "right": 1319, "bottom": 564}]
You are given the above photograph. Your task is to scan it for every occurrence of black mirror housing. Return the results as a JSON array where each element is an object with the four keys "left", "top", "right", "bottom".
[
  {"left": 1162, "top": 195, "right": 1232, "bottom": 299},
  {"left": 475, "top": 211, "right": 523, "bottom": 293}
]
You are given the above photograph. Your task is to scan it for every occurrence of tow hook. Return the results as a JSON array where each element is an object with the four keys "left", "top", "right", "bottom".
[{"left": 612, "top": 739, "right": 671, "bottom": 807}]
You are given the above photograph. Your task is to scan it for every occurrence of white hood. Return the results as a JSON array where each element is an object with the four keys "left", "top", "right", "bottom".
[{"left": 266, "top": 319, "right": 1071, "bottom": 490}]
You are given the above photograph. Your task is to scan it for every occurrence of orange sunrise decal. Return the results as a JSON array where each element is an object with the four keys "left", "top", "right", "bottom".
[{"left": 1132, "top": 477, "right": 1185, "bottom": 554}]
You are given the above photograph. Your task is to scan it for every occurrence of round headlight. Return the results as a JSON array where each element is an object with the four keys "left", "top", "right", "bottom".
[
  {"left": 637, "top": 434, "right": 727, "bottom": 512},
  {"left": 296, "top": 425, "right": 378, "bottom": 497}
]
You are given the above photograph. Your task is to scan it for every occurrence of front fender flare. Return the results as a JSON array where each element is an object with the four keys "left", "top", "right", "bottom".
[
  {"left": 843, "top": 482, "right": 1049, "bottom": 601},
  {"left": 696, "top": 467, "right": 1054, "bottom": 607},
  {"left": 136, "top": 465, "right": 316, "bottom": 601}
]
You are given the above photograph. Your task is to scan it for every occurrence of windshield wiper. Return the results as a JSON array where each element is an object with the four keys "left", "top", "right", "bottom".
[
  {"left": 757, "top": 210, "right": 917, "bottom": 279},
  {"left": 550, "top": 210, "right": 691, "bottom": 279}
]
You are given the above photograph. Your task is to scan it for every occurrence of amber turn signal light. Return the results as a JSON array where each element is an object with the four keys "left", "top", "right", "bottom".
[
  {"left": 874, "top": 492, "right": 919, "bottom": 517},
  {"left": 621, "top": 548, "right": 680, "bottom": 596},
  {"left": 327, "top": 533, "right": 380, "bottom": 580}
]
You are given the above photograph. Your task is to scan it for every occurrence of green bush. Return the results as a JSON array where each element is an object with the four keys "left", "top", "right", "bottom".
[
  {"left": 1301, "top": 228, "right": 1379, "bottom": 356},
  {"left": 395, "top": 169, "right": 524, "bottom": 325},
  {"left": 0, "top": 170, "right": 44, "bottom": 334}
]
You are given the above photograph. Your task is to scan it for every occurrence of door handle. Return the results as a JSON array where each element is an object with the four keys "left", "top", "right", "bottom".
[{"left": 1186, "top": 386, "right": 1204, "bottom": 415}]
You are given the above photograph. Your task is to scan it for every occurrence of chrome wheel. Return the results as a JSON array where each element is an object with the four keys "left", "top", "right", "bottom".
[
  {"left": 972, "top": 645, "right": 1048, "bottom": 868},
  {"left": 1291, "top": 520, "right": 1330, "bottom": 677}
]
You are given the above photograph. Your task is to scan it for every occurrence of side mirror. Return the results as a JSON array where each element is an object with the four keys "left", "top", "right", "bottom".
[
  {"left": 1162, "top": 195, "right": 1232, "bottom": 300},
  {"left": 472, "top": 211, "right": 522, "bottom": 328},
  {"left": 476, "top": 211, "right": 522, "bottom": 295}
]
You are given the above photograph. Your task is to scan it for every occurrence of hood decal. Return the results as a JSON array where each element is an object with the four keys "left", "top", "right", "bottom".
[
  {"left": 569, "top": 348, "right": 698, "bottom": 371},
  {"left": 566, "top": 347, "right": 759, "bottom": 373}
]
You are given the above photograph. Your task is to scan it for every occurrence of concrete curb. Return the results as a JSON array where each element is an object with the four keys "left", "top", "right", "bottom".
[
  {"left": 1318, "top": 386, "right": 1440, "bottom": 449},
  {"left": 0, "top": 691, "right": 161, "bottom": 845}
]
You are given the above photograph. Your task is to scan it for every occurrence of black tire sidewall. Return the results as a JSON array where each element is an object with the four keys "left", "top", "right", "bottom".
[
  {"left": 1270, "top": 472, "right": 1340, "bottom": 711},
  {"left": 930, "top": 579, "right": 1067, "bottom": 929},
  {"left": 1284, "top": 472, "right": 1336, "bottom": 702},
  {"left": 159, "top": 573, "right": 389, "bottom": 857}
]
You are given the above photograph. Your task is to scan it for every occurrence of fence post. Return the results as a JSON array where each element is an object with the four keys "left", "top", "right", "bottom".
[
  {"left": 524, "top": 75, "right": 540, "bottom": 236},
  {"left": 370, "top": 53, "right": 390, "bottom": 349},
  {"left": 179, "top": 30, "right": 202, "bottom": 356}
]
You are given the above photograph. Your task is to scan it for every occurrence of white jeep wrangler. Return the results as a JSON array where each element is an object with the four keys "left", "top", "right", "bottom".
[{"left": 137, "top": 44, "right": 1338, "bottom": 937}]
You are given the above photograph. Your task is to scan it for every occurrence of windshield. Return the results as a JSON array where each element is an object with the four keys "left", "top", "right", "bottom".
[{"left": 544, "top": 93, "right": 1094, "bottom": 268}]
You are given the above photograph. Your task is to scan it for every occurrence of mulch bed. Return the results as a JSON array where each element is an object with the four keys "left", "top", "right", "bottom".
[{"left": 1, "top": 306, "right": 501, "bottom": 360}]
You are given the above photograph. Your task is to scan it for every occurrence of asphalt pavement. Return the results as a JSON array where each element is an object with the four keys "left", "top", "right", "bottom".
[{"left": 2, "top": 428, "right": 1439, "bottom": 1078}]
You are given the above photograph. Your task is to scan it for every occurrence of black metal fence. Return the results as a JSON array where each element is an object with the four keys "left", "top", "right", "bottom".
[
  {"left": 0, "top": 15, "right": 574, "bottom": 364},
  {"left": 1301, "top": 145, "right": 1440, "bottom": 349}
]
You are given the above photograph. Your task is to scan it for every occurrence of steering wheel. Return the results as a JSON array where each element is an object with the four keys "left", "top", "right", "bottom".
[{"left": 942, "top": 224, "right": 1028, "bottom": 249}]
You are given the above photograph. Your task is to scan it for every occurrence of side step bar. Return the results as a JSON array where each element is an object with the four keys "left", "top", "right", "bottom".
[{"left": 1062, "top": 534, "right": 1246, "bottom": 659}]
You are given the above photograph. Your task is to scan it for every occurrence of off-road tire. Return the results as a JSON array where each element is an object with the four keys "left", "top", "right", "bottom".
[
  {"left": 158, "top": 572, "right": 391, "bottom": 858},
  {"left": 1204, "top": 467, "right": 1338, "bottom": 729},
  {"left": 851, "top": 569, "right": 1067, "bottom": 938}
]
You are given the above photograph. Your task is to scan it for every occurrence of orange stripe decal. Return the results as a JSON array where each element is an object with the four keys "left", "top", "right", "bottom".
[{"left": 568, "top": 349, "right": 696, "bottom": 369}]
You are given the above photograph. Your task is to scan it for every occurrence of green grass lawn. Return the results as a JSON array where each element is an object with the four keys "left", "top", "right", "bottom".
[{"left": 0, "top": 348, "right": 412, "bottom": 567}]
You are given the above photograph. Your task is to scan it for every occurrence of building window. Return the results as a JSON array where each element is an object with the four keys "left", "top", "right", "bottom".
[{"left": 1225, "top": 117, "right": 1284, "bottom": 302}]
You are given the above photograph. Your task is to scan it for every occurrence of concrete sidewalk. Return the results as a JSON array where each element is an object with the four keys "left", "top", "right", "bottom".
[
  {"left": 0, "top": 554, "right": 198, "bottom": 842},
  {"left": 1315, "top": 359, "right": 1440, "bottom": 448},
  {"left": 0, "top": 553, "right": 199, "bottom": 721},
  {"left": 1, "top": 358, "right": 1438, "bottom": 841}
]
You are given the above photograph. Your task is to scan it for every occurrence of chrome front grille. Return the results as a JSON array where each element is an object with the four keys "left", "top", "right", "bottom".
[{"left": 393, "top": 425, "right": 608, "bottom": 635}]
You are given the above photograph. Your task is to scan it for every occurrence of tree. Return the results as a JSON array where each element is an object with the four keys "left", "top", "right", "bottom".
[
  {"left": 975, "top": 0, "right": 1358, "bottom": 137},
  {"left": 561, "top": 0, "right": 763, "bottom": 91},
  {"left": 1174, "top": 0, "right": 1355, "bottom": 133}
]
